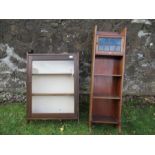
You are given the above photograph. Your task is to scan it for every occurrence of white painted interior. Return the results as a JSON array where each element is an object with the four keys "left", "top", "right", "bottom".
[
  {"left": 32, "top": 75, "right": 74, "bottom": 93},
  {"left": 32, "top": 60, "right": 74, "bottom": 74},
  {"left": 32, "top": 96, "right": 74, "bottom": 113}
]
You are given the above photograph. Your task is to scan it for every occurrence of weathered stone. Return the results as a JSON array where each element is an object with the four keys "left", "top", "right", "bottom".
[
  {"left": 51, "top": 23, "right": 59, "bottom": 28},
  {"left": 10, "top": 25, "right": 18, "bottom": 35},
  {"left": 0, "top": 47, "right": 7, "bottom": 58},
  {"left": 0, "top": 19, "right": 155, "bottom": 103}
]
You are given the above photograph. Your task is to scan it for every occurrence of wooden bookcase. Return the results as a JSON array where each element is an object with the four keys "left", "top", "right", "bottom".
[
  {"left": 27, "top": 53, "right": 79, "bottom": 121},
  {"left": 89, "top": 26, "right": 127, "bottom": 131}
]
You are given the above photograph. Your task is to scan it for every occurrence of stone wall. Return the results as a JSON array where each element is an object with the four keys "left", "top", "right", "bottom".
[{"left": 0, "top": 19, "right": 155, "bottom": 103}]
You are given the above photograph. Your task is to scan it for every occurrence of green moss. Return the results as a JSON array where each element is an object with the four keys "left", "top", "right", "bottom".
[{"left": 0, "top": 100, "right": 154, "bottom": 135}]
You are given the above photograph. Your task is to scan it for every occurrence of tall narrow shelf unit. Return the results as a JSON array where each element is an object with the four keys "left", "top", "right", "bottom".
[
  {"left": 89, "top": 26, "right": 127, "bottom": 131},
  {"left": 27, "top": 53, "right": 79, "bottom": 121}
]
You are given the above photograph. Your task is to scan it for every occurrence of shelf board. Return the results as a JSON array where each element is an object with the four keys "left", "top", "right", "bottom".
[
  {"left": 92, "top": 115, "right": 118, "bottom": 124},
  {"left": 93, "top": 96, "right": 120, "bottom": 100},
  {"left": 32, "top": 73, "right": 74, "bottom": 76},
  {"left": 94, "top": 74, "right": 122, "bottom": 77},
  {"left": 32, "top": 93, "right": 74, "bottom": 96},
  {"left": 96, "top": 31, "right": 121, "bottom": 37},
  {"left": 95, "top": 52, "right": 123, "bottom": 56}
]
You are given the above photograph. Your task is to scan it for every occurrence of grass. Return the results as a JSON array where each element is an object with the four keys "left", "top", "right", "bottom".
[{"left": 0, "top": 100, "right": 155, "bottom": 135}]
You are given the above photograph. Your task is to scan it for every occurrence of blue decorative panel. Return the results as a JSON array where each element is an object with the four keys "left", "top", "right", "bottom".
[{"left": 98, "top": 38, "right": 122, "bottom": 52}]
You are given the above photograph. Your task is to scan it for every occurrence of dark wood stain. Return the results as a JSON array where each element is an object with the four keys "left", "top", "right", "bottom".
[
  {"left": 27, "top": 53, "right": 79, "bottom": 121},
  {"left": 89, "top": 26, "right": 127, "bottom": 132}
]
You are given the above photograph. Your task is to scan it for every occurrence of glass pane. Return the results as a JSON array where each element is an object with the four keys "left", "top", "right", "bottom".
[
  {"left": 32, "top": 60, "right": 74, "bottom": 74},
  {"left": 109, "top": 45, "right": 115, "bottom": 51},
  {"left": 115, "top": 39, "right": 121, "bottom": 45},
  {"left": 99, "top": 38, "right": 109, "bottom": 45},
  {"left": 115, "top": 46, "right": 121, "bottom": 52},
  {"left": 32, "top": 96, "right": 74, "bottom": 113},
  {"left": 32, "top": 75, "right": 74, "bottom": 93},
  {"left": 98, "top": 37, "right": 121, "bottom": 52},
  {"left": 98, "top": 45, "right": 104, "bottom": 51},
  {"left": 104, "top": 45, "right": 110, "bottom": 51},
  {"left": 109, "top": 38, "right": 116, "bottom": 45}
]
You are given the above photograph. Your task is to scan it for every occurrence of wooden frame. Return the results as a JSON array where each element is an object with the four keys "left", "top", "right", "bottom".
[
  {"left": 89, "top": 25, "right": 127, "bottom": 131},
  {"left": 27, "top": 53, "right": 79, "bottom": 121}
]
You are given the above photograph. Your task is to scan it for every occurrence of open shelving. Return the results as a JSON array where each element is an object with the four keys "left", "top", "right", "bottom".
[
  {"left": 89, "top": 25, "right": 127, "bottom": 131},
  {"left": 27, "top": 53, "right": 79, "bottom": 121}
]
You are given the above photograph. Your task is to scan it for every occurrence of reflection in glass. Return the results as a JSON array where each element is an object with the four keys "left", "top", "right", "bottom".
[
  {"left": 115, "top": 46, "right": 121, "bottom": 52},
  {"left": 32, "top": 96, "right": 74, "bottom": 113},
  {"left": 32, "top": 75, "right": 74, "bottom": 93},
  {"left": 110, "top": 45, "right": 115, "bottom": 51},
  {"left": 32, "top": 60, "right": 74, "bottom": 74}
]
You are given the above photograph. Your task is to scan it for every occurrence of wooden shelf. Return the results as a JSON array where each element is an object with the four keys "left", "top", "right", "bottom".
[
  {"left": 94, "top": 74, "right": 122, "bottom": 77},
  {"left": 96, "top": 31, "right": 121, "bottom": 37},
  {"left": 32, "top": 93, "right": 74, "bottom": 96},
  {"left": 92, "top": 115, "right": 118, "bottom": 124},
  {"left": 95, "top": 52, "right": 123, "bottom": 56},
  {"left": 93, "top": 96, "right": 120, "bottom": 100}
]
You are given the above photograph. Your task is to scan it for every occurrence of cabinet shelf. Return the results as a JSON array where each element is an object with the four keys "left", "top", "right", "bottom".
[
  {"left": 95, "top": 52, "right": 123, "bottom": 57},
  {"left": 93, "top": 96, "right": 120, "bottom": 100},
  {"left": 92, "top": 115, "right": 118, "bottom": 124},
  {"left": 32, "top": 93, "right": 74, "bottom": 96},
  {"left": 94, "top": 74, "right": 122, "bottom": 77}
]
